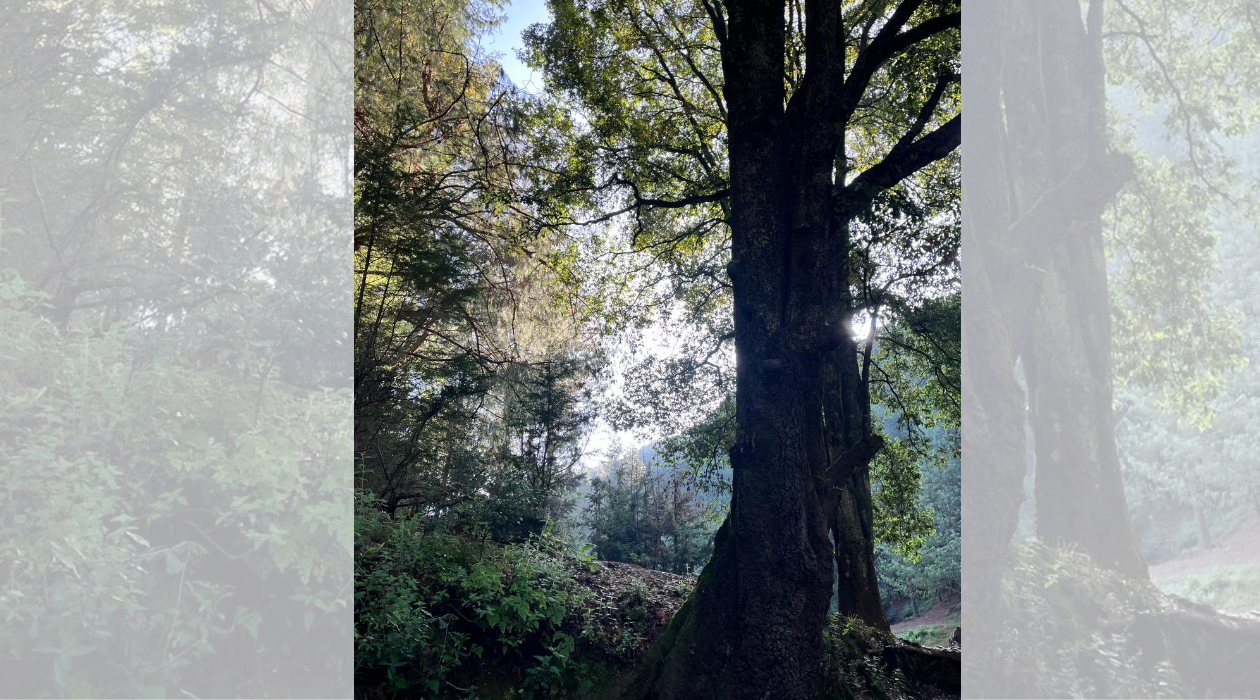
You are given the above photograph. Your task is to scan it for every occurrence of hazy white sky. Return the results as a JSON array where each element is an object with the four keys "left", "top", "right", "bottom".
[{"left": 487, "top": 1, "right": 670, "bottom": 471}]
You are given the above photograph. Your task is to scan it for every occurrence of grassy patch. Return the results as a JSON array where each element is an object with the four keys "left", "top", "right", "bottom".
[
  {"left": 895, "top": 623, "right": 956, "bottom": 648},
  {"left": 1159, "top": 565, "right": 1260, "bottom": 615}
]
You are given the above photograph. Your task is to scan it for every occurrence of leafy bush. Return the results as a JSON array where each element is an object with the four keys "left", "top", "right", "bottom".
[
  {"left": 819, "top": 615, "right": 908, "bottom": 700},
  {"left": 997, "top": 541, "right": 1183, "bottom": 698},
  {"left": 354, "top": 497, "right": 597, "bottom": 699}
]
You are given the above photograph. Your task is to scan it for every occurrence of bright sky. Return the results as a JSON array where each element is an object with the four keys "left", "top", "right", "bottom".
[
  {"left": 488, "top": 0, "right": 659, "bottom": 471},
  {"left": 487, "top": 0, "right": 549, "bottom": 92},
  {"left": 485, "top": 0, "right": 745, "bottom": 473}
]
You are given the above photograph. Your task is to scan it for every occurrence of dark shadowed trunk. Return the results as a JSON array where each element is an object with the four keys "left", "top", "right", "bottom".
[
  {"left": 965, "top": 0, "right": 1149, "bottom": 694},
  {"left": 832, "top": 472, "right": 890, "bottom": 629},
  {"left": 634, "top": 246, "right": 873, "bottom": 699},
  {"left": 610, "top": 2, "right": 959, "bottom": 696},
  {"left": 628, "top": 0, "right": 871, "bottom": 694}
]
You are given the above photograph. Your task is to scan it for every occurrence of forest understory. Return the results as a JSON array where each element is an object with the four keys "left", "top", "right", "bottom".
[{"left": 353, "top": 509, "right": 961, "bottom": 700}]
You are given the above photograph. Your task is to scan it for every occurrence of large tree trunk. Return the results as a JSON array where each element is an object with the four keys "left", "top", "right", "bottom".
[
  {"left": 630, "top": 288, "right": 844, "bottom": 700},
  {"left": 632, "top": 307, "right": 874, "bottom": 700},
  {"left": 613, "top": 0, "right": 962, "bottom": 694},
  {"left": 965, "top": 0, "right": 1151, "bottom": 695},
  {"left": 624, "top": 0, "right": 880, "bottom": 694},
  {"left": 1001, "top": 0, "right": 1147, "bottom": 579},
  {"left": 833, "top": 473, "right": 890, "bottom": 629}
]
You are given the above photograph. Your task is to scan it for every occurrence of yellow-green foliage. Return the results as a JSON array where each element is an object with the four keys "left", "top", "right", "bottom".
[
  {"left": 896, "top": 624, "right": 955, "bottom": 648},
  {"left": 0, "top": 278, "right": 352, "bottom": 697}
]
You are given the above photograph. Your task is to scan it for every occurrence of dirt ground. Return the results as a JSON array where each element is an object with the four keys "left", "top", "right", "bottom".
[
  {"left": 891, "top": 594, "right": 961, "bottom": 633},
  {"left": 1149, "top": 516, "right": 1260, "bottom": 581}
]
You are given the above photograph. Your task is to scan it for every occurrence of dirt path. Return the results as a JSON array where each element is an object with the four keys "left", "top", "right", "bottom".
[
  {"left": 1149, "top": 516, "right": 1260, "bottom": 581},
  {"left": 891, "top": 594, "right": 961, "bottom": 632}
]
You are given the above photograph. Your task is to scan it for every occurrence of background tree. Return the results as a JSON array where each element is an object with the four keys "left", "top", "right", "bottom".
[
  {"left": 868, "top": 294, "right": 960, "bottom": 622},
  {"left": 493, "top": 355, "right": 596, "bottom": 539},
  {"left": 353, "top": 0, "right": 600, "bottom": 531},
  {"left": 353, "top": 0, "right": 515, "bottom": 517},
  {"left": 351, "top": 2, "right": 630, "bottom": 695},
  {"left": 585, "top": 445, "right": 714, "bottom": 574},
  {"left": 876, "top": 450, "right": 960, "bottom": 620},
  {"left": 1115, "top": 128, "right": 1260, "bottom": 558}
]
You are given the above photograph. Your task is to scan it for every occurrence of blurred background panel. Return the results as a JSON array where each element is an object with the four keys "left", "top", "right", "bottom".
[
  {"left": 0, "top": 0, "right": 352, "bottom": 696},
  {"left": 963, "top": 0, "right": 1260, "bottom": 697}
]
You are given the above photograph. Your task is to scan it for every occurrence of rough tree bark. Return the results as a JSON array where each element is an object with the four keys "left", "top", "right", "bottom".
[
  {"left": 964, "top": 0, "right": 1145, "bottom": 695},
  {"left": 832, "top": 471, "right": 891, "bottom": 629},
  {"left": 612, "top": 2, "right": 960, "bottom": 698},
  {"left": 965, "top": 0, "right": 1148, "bottom": 618}
]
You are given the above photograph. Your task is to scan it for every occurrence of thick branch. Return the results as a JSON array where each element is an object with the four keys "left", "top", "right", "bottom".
[
  {"left": 840, "top": 114, "right": 960, "bottom": 216},
  {"left": 701, "top": 0, "right": 727, "bottom": 50},
  {"left": 835, "top": 7, "right": 960, "bottom": 131},
  {"left": 882, "top": 11, "right": 961, "bottom": 62},
  {"left": 792, "top": 0, "right": 845, "bottom": 123},
  {"left": 1010, "top": 149, "right": 1135, "bottom": 266},
  {"left": 826, "top": 432, "right": 884, "bottom": 483},
  {"left": 897, "top": 71, "right": 958, "bottom": 150}
]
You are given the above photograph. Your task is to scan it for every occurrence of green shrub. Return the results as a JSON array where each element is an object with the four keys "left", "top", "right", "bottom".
[
  {"left": 353, "top": 501, "right": 594, "bottom": 699},
  {"left": 997, "top": 541, "right": 1183, "bottom": 698},
  {"left": 819, "top": 615, "right": 907, "bottom": 700}
]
